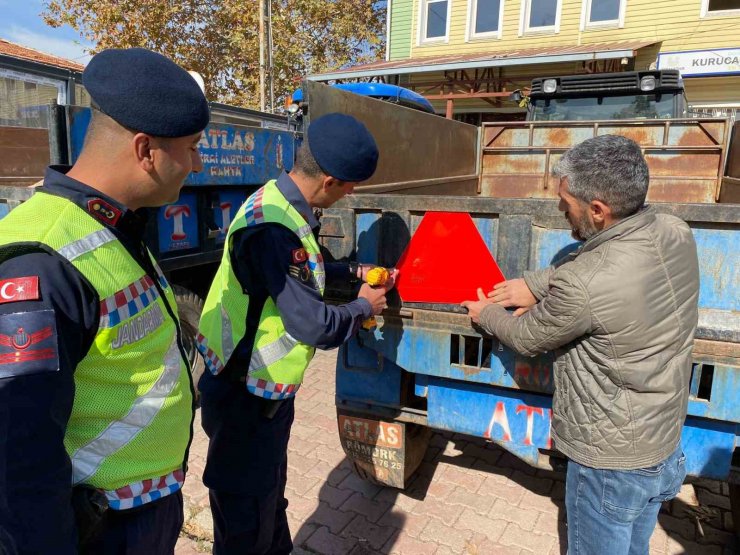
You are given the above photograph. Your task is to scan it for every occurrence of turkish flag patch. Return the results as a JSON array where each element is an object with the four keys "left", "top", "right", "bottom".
[
  {"left": 0, "top": 277, "right": 40, "bottom": 304},
  {"left": 291, "top": 248, "right": 308, "bottom": 264}
]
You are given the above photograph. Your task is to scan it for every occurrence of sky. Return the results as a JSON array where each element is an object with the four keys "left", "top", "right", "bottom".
[{"left": 0, "top": 0, "right": 92, "bottom": 64}]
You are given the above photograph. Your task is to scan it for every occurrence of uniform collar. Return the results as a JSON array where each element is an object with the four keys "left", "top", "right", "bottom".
[
  {"left": 275, "top": 171, "right": 320, "bottom": 230},
  {"left": 40, "top": 165, "right": 149, "bottom": 240}
]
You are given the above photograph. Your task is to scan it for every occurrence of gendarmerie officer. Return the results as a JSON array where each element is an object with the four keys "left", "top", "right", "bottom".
[
  {"left": 197, "top": 113, "right": 395, "bottom": 554},
  {"left": 0, "top": 48, "right": 208, "bottom": 554}
]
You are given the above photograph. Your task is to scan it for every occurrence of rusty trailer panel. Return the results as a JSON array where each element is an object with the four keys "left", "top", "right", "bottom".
[
  {"left": 480, "top": 119, "right": 730, "bottom": 203},
  {"left": 0, "top": 126, "right": 50, "bottom": 187},
  {"left": 302, "top": 80, "right": 479, "bottom": 195}
]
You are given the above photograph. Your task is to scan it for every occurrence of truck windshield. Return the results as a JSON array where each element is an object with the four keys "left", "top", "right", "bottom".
[{"left": 531, "top": 93, "right": 677, "bottom": 121}]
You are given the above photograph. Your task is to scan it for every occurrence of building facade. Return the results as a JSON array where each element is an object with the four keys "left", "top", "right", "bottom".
[
  {"left": 311, "top": 0, "right": 740, "bottom": 122},
  {"left": 0, "top": 39, "right": 88, "bottom": 129}
]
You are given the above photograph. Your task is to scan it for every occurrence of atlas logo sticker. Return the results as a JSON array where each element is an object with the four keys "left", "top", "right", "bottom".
[
  {"left": 0, "top": 277, "right": 40, "bottom": 304},
  {"left": 164, "top": 205, "right": 192, "bottom": 241}
]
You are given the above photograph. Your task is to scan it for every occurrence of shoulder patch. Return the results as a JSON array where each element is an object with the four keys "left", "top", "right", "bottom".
[
  {"left": 0, "top": 276, "right": 40, "bottom": 305},
  {"left": 288, "top": 264, "right": 313, "bottom": 283},
  {"left": 87, "top": 198, "right": 122, "bottom": 226},
  {"left": 0, "top": 310, "right": 59, "bottom": 378},
  {"left": 292, "top": 248, "right": 308, "bottom": 264}
]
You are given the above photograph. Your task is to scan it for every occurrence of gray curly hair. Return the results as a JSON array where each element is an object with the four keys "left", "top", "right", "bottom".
[{"left": 553, "top": 134, "right": 649, "bottom": 218}]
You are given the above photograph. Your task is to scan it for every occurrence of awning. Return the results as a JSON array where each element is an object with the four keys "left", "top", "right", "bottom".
[{"left": 308, "top": 40, "right": 657, "bottom": 81}]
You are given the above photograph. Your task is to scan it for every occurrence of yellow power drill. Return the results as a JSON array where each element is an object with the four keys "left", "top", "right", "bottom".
[{"left": 362, "top": 266, "right": 391, "bottom": 330}]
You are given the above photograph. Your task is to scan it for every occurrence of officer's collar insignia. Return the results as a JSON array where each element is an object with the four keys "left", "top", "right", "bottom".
[{"left": 87, "top": 198, "right": 122, "bottom": 226}]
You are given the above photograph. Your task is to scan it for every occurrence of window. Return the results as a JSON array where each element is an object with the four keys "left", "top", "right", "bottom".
[
  {"left": 0, "top": 70, "right": 64, "bottom": 128},
  {"left": 702, "top": 0, "right": 740, "bottom": 16},
  {"left": 521, "top": 0, "right": 561, "bottom": 34},
  {"left": 582, "top": 0, "right": 625, "bottom": 28},
  {"left": 75, "top": 84, "right": 92, "bottom": 107},
  {"left": 420, "top": 0, "right": 450, "bottom": 42},
  {"left": 531, "top": 94, "right": 677, "bottom": 122},
  {"left": 469, "top": 0, "right": 505, "bottom": 38}
]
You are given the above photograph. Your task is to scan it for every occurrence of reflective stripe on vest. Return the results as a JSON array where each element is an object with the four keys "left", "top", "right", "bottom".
[
  {"left": 70, "top": 337, "right": 182, "bottom": 485},
  {"left": 197, "top": 180, "right": 325, "bottom": 399},
  {"left": 57, "top": 228, "right": 117, "bottom": 261}
]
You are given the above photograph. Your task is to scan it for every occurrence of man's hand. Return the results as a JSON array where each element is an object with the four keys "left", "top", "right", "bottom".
[
  {"left": 487, "top": 278, "right": 536, "bottom": 316},
  {"left": 461, "top": 288, "right": 495, "bottom": 323},
  {"left": 358, "top": 270, "right": 397, "bottom": 315}
]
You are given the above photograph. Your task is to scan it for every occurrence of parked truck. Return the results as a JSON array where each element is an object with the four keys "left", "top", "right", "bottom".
[
  {"left": 1, "top": 74, "right": 738, "bottom": 524},
  {"left": 0, "top": 101, "right": 298, "bottom": 383},
  {"left": 292, "top": 74, "right": 740, "bottom": 525}
]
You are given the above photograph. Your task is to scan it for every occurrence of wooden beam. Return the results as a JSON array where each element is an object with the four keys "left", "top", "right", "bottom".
[
  {"left": 426, "top": 91, "right": 513, "bottom": 100},
  {"left": 446, "top": 99, "right": 454, "bottom": 119}
]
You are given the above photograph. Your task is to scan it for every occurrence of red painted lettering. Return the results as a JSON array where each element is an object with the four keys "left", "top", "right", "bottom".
[
  {"left": 484, "top": 401, "right": 512, "bottom": 442},
  {"left": 516, "top": 405, "right": 544, "bottom": 446}
]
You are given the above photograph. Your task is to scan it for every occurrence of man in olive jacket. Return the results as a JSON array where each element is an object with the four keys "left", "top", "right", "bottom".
[{"left": 463, "top": 135, "right": 699, "bottom": 555}]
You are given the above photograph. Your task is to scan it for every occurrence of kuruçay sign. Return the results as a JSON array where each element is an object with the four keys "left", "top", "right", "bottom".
[{"left": 658, "top": 48, "right": 740, "bottom": 77}]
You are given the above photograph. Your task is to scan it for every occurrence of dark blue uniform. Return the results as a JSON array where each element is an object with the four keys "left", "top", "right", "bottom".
[
  {"left": 199, "top": 172, "right": 372, "bottom": 554},
  {"left": 0, "top": 167, "right": 186, "bottom": 555}
]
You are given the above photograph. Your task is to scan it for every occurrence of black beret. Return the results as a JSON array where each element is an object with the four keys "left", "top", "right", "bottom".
[
  {"left": 83, "top": 48, "right": 209, "bottom": 137},
  {"left": 307, "top": 113, "right": 379, "bottom": 182}
]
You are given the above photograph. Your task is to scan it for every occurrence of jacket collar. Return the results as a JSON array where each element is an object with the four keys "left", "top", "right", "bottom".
[
  {"left": 275, "top": 171, "right": 320, "bottom": 230},
  {"left": 579, "top": 205, "right": 655, "bottom": 254},
  {"left": 40, "top": 165, "right": 149, "bottom": 241}
]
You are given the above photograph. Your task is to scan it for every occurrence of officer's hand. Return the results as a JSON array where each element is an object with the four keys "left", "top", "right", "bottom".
[
  {"left": 358, "top": 284, "right": 387, "bottom": 315},
  {"left": 487, "top": 278, "right": 536, "bottom": 309}
]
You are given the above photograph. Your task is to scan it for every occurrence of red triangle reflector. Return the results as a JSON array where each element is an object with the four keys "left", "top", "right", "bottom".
[{"left": 395, "top": 212, "right": 506, "bottom": 304}]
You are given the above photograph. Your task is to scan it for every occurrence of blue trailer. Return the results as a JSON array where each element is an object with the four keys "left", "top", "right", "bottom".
[{"left": 295, "top": 80, "right": 740, "bottom": 527}]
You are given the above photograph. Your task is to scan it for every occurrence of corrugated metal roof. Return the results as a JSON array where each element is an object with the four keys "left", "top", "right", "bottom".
[
  {"left": 0, "top": 38, "right": 84, "bottom": 72},
  {"left": 309, "top": 40, "right": 657, "bottom": 80}
]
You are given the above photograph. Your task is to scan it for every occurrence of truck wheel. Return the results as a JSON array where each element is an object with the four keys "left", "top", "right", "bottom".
[
  {"left": 730, "top": 483, "right": 740, "bottom": 537},
  {"left": 173, "top": 285, "right": 205, "bottom": 402},
  {"left": 337, "top": 409, "right": 431, "bottom": 489}
]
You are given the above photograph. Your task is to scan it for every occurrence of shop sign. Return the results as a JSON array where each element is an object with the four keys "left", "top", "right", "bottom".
[{"left": 658, "top": 48, "right": 740, "bottom": 77}]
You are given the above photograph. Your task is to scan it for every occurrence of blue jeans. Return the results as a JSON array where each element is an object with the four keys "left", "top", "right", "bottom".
[{"left": 565, "top": 445, "right": 686, "bottom": 555}]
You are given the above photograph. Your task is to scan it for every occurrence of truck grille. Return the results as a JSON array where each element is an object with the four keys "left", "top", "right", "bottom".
[{"left": 559, "top": 74, "right": 639, "bottom": 92}]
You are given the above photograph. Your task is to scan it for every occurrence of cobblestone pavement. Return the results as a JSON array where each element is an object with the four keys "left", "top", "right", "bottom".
[{"left": 176, "top": 351, "right": 738, "bottom": 554}]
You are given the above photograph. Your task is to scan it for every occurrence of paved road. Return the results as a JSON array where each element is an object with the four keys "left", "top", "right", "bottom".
[{"left": 176, "top": 350, "right": 737, "bottom": 554}]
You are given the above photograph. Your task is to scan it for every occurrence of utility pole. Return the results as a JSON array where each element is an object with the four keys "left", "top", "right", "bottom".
[
  {"left": 266, "top": 0, "right": 274, "bottom": 112},
  {"left": 259, "top": 0, "right": 266, "bottom": 112},
  {"left": 259, "top": 0, "right": 274, "bottom": 112}
]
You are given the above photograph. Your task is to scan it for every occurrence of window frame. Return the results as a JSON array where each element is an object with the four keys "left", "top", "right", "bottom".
[
  {"left": 580, "top": 0, "right": 626, "bottom": 30},
  {"left": 701, "top": 0, "right": 740, "bottom": 18},
  {"left": 467, "top": 0, "right": 506, "bottom": 40},
  {"left": 418, "top": 0, "right": 452, "bottom": 45},
  {"left": 519, "top": 0, "right": 562, "bottom": 36}
]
